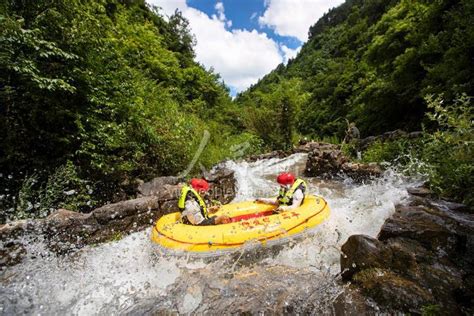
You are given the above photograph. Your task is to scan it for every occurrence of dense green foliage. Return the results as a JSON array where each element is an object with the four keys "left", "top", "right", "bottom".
[
  {"left": 421, "top": 95, "right": 473, "bottom": 206},
  {"left": 0, "top": 0, "right": 256, "bottom": 221},
  {"left": 236, "top": 0, "right": 474, "bottom": 139},
  {"left": 237, "top": 78, "right": 308, "bottom": 150},
  {"left": 359, "top": 95, "right": 473, "bottom": 207},
  {"left": 235, "top": 0, "right": 473, "bottom": 205},
  {"left": 1, "top": 0, "right": 473, "bottom": 220}
]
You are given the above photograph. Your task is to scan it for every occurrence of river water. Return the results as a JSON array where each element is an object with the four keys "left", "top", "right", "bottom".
[{"left": 0, "top": 154, "right": 421, "bottom": 314}]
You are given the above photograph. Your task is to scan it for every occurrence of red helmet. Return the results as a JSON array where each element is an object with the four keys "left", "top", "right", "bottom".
[
  {"left": 190, "top": 178, "right": 210, "bottom": 192},
  {"left": 277, "top": 173, "right": 295, "bottom": 185}
]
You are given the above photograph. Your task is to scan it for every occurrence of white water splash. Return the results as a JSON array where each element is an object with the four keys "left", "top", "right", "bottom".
[{"left": 0, "top": 154, "right": 421, "bottom": 314}]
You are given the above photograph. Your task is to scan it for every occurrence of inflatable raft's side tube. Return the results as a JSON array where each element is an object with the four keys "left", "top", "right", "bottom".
[{"left": 151, "top": 195, "right": 330, "bottom": 253}]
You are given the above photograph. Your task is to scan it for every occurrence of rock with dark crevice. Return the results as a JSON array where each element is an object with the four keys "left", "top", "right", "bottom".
[
  {"left": 332, "top": 287, "right": 380, "bottom": 316},
  {"left": 246, "top": 150, "right": 291, "bottom": 162},
  {"left": 137, "top": 176, "right": 180, "bottom": 197},
  {"left": 203, "top": 165, "right": 237, "bottom": 204},
  {"left": 407, "top": 186, "right": 433, "bottom": 198},
  {"left": 304, "top": 145, "right": 382, "bottom": 181},
  {"left": 305, "top": 148, "right": 348, "bottom": 177},
  {"left": 341, "top": 235, "right": 391, "bottom": 280},
  {"left": 0, "top": 219, "right": 44, "bottom": 267},
  {"left": 92, "top": 196, "right": 161, "bottom": 224},
  {"left": 296, "top": 141, "right": 339, "bottom": 153},
  {"left": 353, "top": 268, "right": 435, "bottom": 314},
  {"left": 341, "top": 162, "right": 383, "bottom": 181},
  {"left": 340, "top": 195, "right": 474, "bottom": 314},
  {"left": 358, "top": 129, "right": 422, "bottom": 150}
]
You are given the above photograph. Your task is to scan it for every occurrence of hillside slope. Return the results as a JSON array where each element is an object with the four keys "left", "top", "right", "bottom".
[
  {"left": 235, "top": 0, "right": 474, "bottom": 140},
  {"left": 0, "top": 0, "right": 255, "bottom": 220}
]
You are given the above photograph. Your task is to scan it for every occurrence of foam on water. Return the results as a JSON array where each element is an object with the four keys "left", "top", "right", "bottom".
[{"left": 0, "top": 154, "right": 421, "bottom": 314}]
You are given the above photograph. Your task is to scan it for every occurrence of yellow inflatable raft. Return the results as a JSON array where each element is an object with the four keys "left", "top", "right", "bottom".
[{"left": 151, "top": 195, "right": 330, "bottom": 254}]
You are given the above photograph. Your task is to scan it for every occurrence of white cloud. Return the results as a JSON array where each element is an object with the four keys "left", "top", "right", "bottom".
[
  {"left": 148, "top": 0, "right": 284, "bottom": 92},
  {"left": 215, "top": 2, "right": 225, "bottom": 21},
  {"left": 148, "top": 0, "right": 187, "bottom": 16},
  {"left": 281, "top": 45, "right": 301, "bottom": 64},
  {"left": 259, "top": 0, "right": 345, "bottom": 42}
]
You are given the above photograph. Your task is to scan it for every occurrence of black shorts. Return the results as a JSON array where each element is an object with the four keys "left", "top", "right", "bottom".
[{"left": 198, "top": 216, "right": 216, "bottom": 226}]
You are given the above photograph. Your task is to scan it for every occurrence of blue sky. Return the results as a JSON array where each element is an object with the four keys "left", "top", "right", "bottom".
[
  {"left": 147, "top": 0, "right": 344, "bottom": 95},
  {"left": 187, "top": 0, "right": 303, "bottom": 50}
]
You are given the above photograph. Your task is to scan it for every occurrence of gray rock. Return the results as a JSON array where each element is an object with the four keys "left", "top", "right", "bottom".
[
  {"left": 296, "top": 141, "right": 339, "bottom": 153},
  {"left": 341, "top": 162, "right": 383, "bottom": 181},
  {"left": 137, "top": 176, "right": 180, "bottom": 197},
  {"left": 305, "top": 145, "right": 382, "bottom": 181},
  {"left": 246, "top": 150, "right": 290, "bottom": 162},
  {"left": 407, "top": 186, "right": 433, "bottom": 197},
  {"left": 332, "top": 287, "right": 379, "bottom": 316},
  {"left": 92, "top": 196, "right": 159, "bottom": 224},
  {"left": 378, "top": 205, "right": 469, "bottom": 254},
  {"left": 203, "top": 166, "right": 236, "bottom": 204},
  {"left": 341, "top": 196, "right": 474, "bottom": 314},
  {"left": 341, "top": 235, "right": 392, "bottom": 280},
  {"left": 352, "top": 269, "right": 435, "bottom": 313},
  {"left": 0, "top": 219, "right": 44, "bottom": 267}
]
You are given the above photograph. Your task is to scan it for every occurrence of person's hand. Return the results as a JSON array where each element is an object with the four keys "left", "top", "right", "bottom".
[
  {"left": 208, "top": 205, "right": 220, "bottom": 214},
  {"left": 274, "top": 206, "right": 284, "bottom": 213},
  {"left": 215, "top": 215, "right": 231, "bottom": 224}
]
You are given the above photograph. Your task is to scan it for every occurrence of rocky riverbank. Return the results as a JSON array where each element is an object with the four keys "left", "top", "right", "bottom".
[
  {"left": 303, "top": 143, "right": 382, "bottom": 181},
  {"left": 248, "top": 141, "right": 384, "bottom": 182},
  {"left": 0, "top": 165, "right": 236, "bottom": 267},
  {"left": 339, "top": 187, "right": 474, "bottom": 314},
  {"left": 0, "top": 141, "right": 386, "bottom": 268},
  {"left": 2, "top": 140, "right": 472, "bottom": 314}
]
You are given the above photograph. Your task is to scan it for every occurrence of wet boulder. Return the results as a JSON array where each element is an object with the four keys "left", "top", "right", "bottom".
[
  {"left": 352, "top": 268, "right": 435, "bottom": 314},
  {"left": 203, "top": 165, "right": 236, "bottom": 204},
  {"left": 341, "top": 196, "right": 474, "bottom": 314},
  {"left": 378, "top": 205, "right": 471, "bottom": 255},
  {"left": 332, "top": 287, "right": 380, "bottom": 316},
  {"left": 305, "top": 148, "right": 348, "bottom": 177},
  {"left": 0, "top": 220, "right": 39, "bottom": 267},
  {"left": 43, "top": 209, "right": 99, "bottom": 252},
  {"left": 382, "top": 129, "right": 408, "bottom": 141},
  {"left": 408, "top": 131, "right": 423, "bottom": 139},
  {"left": 246, "top": 150, "right": 290, "bottom": 162},
  {"left": 305, "top": 147, "right": 382, "bottom": 182},
  {"left": 407, "top": 186, "right": 433, "bottom": 198},
  {"left": 137, "top": 176, "right": 180, "bottom": 197},
  {"left": 92, "top": 196, "right": 160, "bottom": 224},
  {"left": 341, "top": 235, "right": 393, "bottom": 280},
  {"left": 296, "top": 141, "right": 339, "bottom": 153},
  {"left": 358, "top": 129, "right": 421, "bottom": 150},
  {"left": 341, "top": 162, "right": 383, "bottom": 181}
]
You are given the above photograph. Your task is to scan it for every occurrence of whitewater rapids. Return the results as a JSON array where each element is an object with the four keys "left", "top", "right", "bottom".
[{"left": 0, "top": 154, "right": 421, "bottom": 314}]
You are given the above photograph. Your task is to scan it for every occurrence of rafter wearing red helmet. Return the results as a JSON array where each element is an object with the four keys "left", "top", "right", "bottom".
[
  {"left": 256, "top": 172, "right": 307, "bottom": 212},
  {"left": 178, "top": 178, "right": 230, "bottom": 225}
]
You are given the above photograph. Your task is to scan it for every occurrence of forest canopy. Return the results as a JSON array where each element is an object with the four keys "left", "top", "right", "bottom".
[
  {"left": 0, "top": 0, "right": 253, "bottom": 220},
  {"left": 236, "top": 0, "right": 474, "bottom": 140},
  {"left": 1, "top": 0, "right": 473, "bottom": 220}
]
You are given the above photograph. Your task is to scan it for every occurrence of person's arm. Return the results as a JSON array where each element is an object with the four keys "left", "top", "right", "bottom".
[
  {"left": 277, "top": 190, "right": 304, "bottom": 212},
  {"left": 255, "top": 197, "right": 278, "bottom": 205},
  {"left": 197, "top": 216, "right": 216, "bottom": 225},
  {"left": 183, "top": 200, "right": 229, "bottom": 225},
  {"left": 208, "top": 205, "right": 221, "bottom": 214}
]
